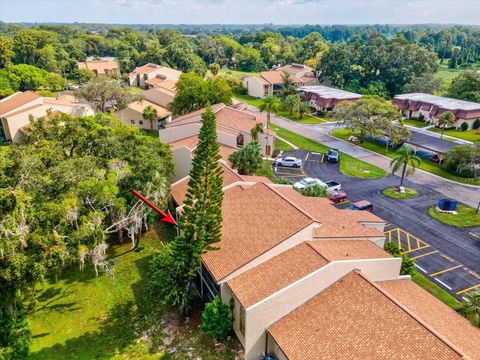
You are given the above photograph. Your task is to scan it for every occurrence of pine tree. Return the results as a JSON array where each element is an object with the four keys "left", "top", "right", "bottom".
[{"left": 150, "top": 106, "right": 224, "bottom": 314}]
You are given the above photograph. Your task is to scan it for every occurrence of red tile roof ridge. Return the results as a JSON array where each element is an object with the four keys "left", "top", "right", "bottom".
[
  {"left": 267, "top": 184, "right": 317, "bottom": 222},
  {"left": 355, "top": 271, "right": 466, "bottom": 358}
]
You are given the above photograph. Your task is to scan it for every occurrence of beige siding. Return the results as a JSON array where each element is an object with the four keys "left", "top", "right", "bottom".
[
  {"left": 172, "top": 147, "right": 193, "bottom": 181},
  {"left": 159, "top": 123, "right": 202, "bottom": 143},
  {"left": 244, "top": 76, "right": 269, "bottom": 98},
  {"left": 117, "top": 107, "right": 156, "bottom": 130}
]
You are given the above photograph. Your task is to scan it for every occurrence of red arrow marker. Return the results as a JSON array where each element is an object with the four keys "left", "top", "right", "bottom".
[{"left": 131, "top": 189, "right": 177, "bottom": 226}]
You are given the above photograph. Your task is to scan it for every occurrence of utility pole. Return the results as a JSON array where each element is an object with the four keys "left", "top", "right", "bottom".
[{"left": 476, "top": 201, "right": 480, "bottom": 214}]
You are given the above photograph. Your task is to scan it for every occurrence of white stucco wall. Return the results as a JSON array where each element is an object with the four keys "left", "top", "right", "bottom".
[{"left": 172, "top": 147, "right": 193, "bottom": 181}]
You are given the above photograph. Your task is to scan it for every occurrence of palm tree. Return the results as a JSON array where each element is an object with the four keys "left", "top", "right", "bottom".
[
  {"left": 390, "top": 145, "right": 422, "bottom": 187},
  {"left": 297, "top": 99, "right": 308, "bottom": 119},
  {"left": 143, "top": 105, "right": 158, "bottom": 130},
  {"left": 259, "top": 96, "right": 280, "bottom": 156},
  {"left": 438, "top": 111, "right": 455, "bottom": 139},
  {"left": 283, "top": 94, "right": 297, "bottom": 115},
  {"left": 250, "top": 123, "right": 264, "bottom": 141},
  {"left": 459, "top": 289, "right": 480, "bottom": 326}
]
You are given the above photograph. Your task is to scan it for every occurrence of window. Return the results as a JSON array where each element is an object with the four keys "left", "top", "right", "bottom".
[
  {"left": 130, "top": 120, "right": 135, "bottom": 124},
  {"left": 139, "top": 120, "right": 144, "bottom": 125},
  {"left": 236, "top": 134, "right": 244, "bottom": 147},
  {"left": 265, "top": 145, "right": 271, "bottom": 156}
]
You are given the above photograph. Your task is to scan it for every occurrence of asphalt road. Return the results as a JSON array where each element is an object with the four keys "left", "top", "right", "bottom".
[{"left": 276, "top": 149, "right": 480, "bottom": 299}]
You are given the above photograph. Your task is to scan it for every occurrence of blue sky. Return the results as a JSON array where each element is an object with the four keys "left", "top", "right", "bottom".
[{"left": 1, "top": 0, "right": 479, "bottom": 25}]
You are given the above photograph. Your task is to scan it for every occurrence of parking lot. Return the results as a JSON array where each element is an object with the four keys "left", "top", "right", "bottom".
[
  {"left": 274, "top": 149, "right": 480, "bottom": 300},
  {"left": 385, "top": 224, "right": 480, "bottom": 299}
]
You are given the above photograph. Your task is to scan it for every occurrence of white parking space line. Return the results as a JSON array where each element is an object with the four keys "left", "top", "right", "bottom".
[
  {"left": 414, "top": 264, "right": 427, "bottom": 274},
  {"left": 434, "top": 278, "right": 452, "bottom": 290}
]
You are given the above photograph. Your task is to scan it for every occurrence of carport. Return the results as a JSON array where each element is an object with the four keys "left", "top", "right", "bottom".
[{"left": 405, "top": 131, "right": 458, "bottom": 163}]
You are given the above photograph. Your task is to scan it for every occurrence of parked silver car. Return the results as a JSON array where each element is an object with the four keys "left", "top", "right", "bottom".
[{"left": 274, "top": 156, "right": 302, "bottom": 168}]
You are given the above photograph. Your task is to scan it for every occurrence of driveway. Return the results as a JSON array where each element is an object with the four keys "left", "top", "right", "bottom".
[{"left": 276, "top": 149, "right": 480, "bottom": 299}]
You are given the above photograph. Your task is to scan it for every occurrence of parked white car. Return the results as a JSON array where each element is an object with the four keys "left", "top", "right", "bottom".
[
  {"left": 294, "top": 178, "right": 342, "bottom": 192},
  {"left": 293, "top": 177, "right": 321, "bottom": 190},
  {"left": 274, "top": 156, "right": 302, "bottom": 168}
]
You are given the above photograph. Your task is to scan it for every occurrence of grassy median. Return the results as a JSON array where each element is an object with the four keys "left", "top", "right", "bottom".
[
  {"left": 383, "top": 187, "right": 418, "bottom": 199},
  {"left": 428, "top": 205, "right": 480, "bottom": 227},
  {"left": 272, "top": 125, "right": 387, "bottom": 179}
]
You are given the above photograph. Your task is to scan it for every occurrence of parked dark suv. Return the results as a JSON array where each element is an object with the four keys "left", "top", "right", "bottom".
[
  {"left": 327, "top": 148, "right": 339, "bottom": 163},
  {"left": 349, "top": 200, "right": 373, "bottom": 212}
]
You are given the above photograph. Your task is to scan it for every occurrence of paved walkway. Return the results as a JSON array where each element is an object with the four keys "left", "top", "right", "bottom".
[{"left": 249, "top": 105, "right": 480, "bottom": 207}]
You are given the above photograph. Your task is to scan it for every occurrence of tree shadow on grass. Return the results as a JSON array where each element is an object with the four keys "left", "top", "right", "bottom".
[{"left": 30, "top": 239, "right": 167, "bottom": 360}]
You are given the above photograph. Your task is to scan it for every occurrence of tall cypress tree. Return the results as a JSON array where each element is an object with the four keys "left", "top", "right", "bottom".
[{"left": 150, "top": 106, "right": 224, "bottom": 314}]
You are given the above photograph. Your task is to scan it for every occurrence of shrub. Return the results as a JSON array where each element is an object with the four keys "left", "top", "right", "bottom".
[
  {"left": 473, "top": 119, "right": 480, "bottom": 130},
  {"left": 298, "top": 184, "right": 327, "bottom": 197},
  {"left": 275, "top": 178, "right": 293, "bottom": 185},
  {"left": 418, "top": 114, "right": 425, "bottom": 122},
  {"left": 460, "top": 122, "right": 469, "bottom": 131},
  {"left": 383, "top": 241, "right": 416, "bottom": 276},
  {"left": 229, "top": 141, "right": 262, "bottom": 175},
  {"left": 200, "top": 296, "right": 234, "bottom": 340}
]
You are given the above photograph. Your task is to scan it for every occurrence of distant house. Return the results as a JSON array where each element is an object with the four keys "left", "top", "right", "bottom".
[
  {"left": 159, "top": 103, "right": 275, "bottom": 180},
  {"left": 128, "top": 63, "right": 182, "bottom": 88},
  {"left": 243, "top": 64, "right": 316, "bottom": 98},
  {"left": 77, "top": 58, "right": 120, "bottom": 77},
  {"left": 298, "top": 85, "right": 362, "bottom": 112},
  {"left": 0, "top": 91, "right": 94, "bottom": 143},
  {"left": 116, "top": 100, "right": 172, "bottom": 131},
  {"left": 393, "top": 93, "right": 480, "bottom": 130}
]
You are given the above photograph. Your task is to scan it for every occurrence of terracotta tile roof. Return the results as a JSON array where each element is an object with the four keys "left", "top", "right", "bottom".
[
  {"left": 268, "top": 271, "right": 464, "bottom": 360},
  {"left": 126, "top": 100, "right": 171, "bottom": 118},
  {"left": 378, "top": 278, "right": 480, "bottom": 360},
  {"left": 3, "top": 104, "right": 44, "bottom": 119},
  {"left": 307, "top": 240, "right": 391, "bottom": 261},
  {"left": 275, "top": 63, "right": 314, "bottom": 75},
  {"left": 78, "top": 60, "right": 119, "bottom": 74},
  {"left": 260, "top": 70, "right": 303, "bottom": 85},
  {"left": 155, "top": 79, "right": 177, "bottom": 93},
  {"left": 169, "top": 135, "right": 237, "bottom": 162},
  {"left": 227, "top": 243, "right": 328, "bottom": 308},
  {"left": 129, "top": 63, "right": 160, "bottom": 76},
  {"left": 201, "top": 183, "right": 313, "bottom": 281},
  {"left": 0, "top": 91, "right": 42, "bottom": 116},
  {"left": 169, "top": 135, "right": 199, "bottom": 151},
  {"left": 271, "top": 187, "right": 384, "bottom": 238},
  {"left": 171, "top": 162, "right": 243, "bottom": 206},
  {"left": 172, "top": 103, "right": 225, "bottom": 122}
]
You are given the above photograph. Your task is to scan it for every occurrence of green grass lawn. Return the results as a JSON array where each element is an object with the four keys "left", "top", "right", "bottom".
[
  {"left": 140, "top": 129, "right": 160, "bottom": 140},
  {"left": 435, "top": 66, "right": 463, "bottom": 89},
  {"left": 275, "top": 137, "right": 294, "bottom": 151},
  {"left": 428, "top": 127, "right": 480, "bottom": 142},
  {"left": 412, "top": 273, "right": 461, "bottom": 310},
  {"left": 428, "top": 205, "right": 480, "bottom": 227},
  {"left": 402, "top": 119, "right": 429, "bottom": 128},
  {"left": 271, "top": 125, "right": 386, "bottom": 179},
  {"left": 233, "top": 95, "right": 325, "bottom": 124},
  {"left": 383, "top": 187, "right": 418, "bottom": 199},
  {"left": 128, "top": 87, "right": 146, "bottom": 95},
  {"left": 28, "top": 226, "right": 239, "bottom": 360},
  {"left": 254, "top": 160, "right": 276, "bottom": 181},
  {"left": 332, "top": 128, "right": 480, "bottom": 185},
  {"left": 225, "top": 69, "right": 261, "bottom": 77}
]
